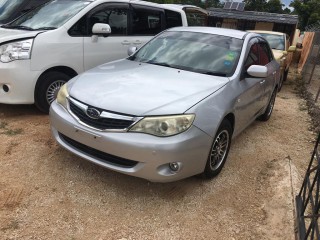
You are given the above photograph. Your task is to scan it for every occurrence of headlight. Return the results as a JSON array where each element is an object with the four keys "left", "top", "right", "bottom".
[
  {"left": 0, "top": 39, "right": 33, "bottom": 63},
  {"left": 129, "top": 114, "right": 195, "bottom": 137},
  {"left": 56, "top": 84, "right": 69, "bottom": 109}
]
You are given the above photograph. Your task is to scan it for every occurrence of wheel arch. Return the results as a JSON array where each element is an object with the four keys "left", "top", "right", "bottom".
[
  {"left": 223, "top": 113, "right": 235, "bottom": 135},
  {"left": 35, "top": 66, "right": 78, "bottom": 92}
]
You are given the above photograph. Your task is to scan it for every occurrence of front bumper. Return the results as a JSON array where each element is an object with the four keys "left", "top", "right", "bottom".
[
  {"left": 50, "top": 101, "right": 213, "bottom": 182},
  {"left": 0, "top": 60, "right": 40, "bottom": 104}
]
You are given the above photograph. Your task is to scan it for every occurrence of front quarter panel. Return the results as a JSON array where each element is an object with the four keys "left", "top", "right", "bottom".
[{"left": 186, "top": 83, "right": 235, "bottom": 138}]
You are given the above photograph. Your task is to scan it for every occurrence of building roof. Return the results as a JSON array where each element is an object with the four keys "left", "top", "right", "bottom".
[{"left": 207, "top": 8, "right": 298, "bottom": 25}]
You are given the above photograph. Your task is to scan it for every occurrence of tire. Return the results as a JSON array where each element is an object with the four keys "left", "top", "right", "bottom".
[
  {"left": 283, "top": 68, "right": 289, "bottom": 82},
  {"left": 202, "top": 119, "right": 232, "bottom": 179},
  {"left": 258, "top": 89, "right": 277, "bottom": 122},
  {"left": 278, "top": 73, "right": 284, "bottom": 92},
  {"left": 35, "top": 71, "right": 71, "bottom": 113}
]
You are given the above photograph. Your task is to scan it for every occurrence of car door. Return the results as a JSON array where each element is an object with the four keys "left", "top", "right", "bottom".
[
  {"left": 129, "top": 4, "right": 164, "bottom": 48},
  {"left": 257, "top": 40, "right": 277, "bottom": 106},
  {"left": 235, "top": 39, "right": 267, "bottom": 129},
  {"left": 82, "top": 3, "right": 130, "bottom": 71}
]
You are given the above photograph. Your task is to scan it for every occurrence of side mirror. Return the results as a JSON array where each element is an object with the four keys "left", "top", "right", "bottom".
[
  {"left": 128, "top": 46, "right": 138, "bottom": 56},
  {"left": 288, "top": 46, "right": 296, "bottom": 52},
  {"left": 247, "top": 65, "right": 268, "bottom": 78},
  {"left": 92, "top": 23, "right": 111, "bottom": 37}
]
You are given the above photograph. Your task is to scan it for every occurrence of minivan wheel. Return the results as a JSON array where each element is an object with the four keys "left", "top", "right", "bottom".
[
  {"left": 202, "top": 119, "right": 232, "bottom": 179},
  {"left": 258, "top": 89, "right": 277, "bottom": 122},
  {"left": 35, "top": 71, "right": 71, "bottom": 113}
]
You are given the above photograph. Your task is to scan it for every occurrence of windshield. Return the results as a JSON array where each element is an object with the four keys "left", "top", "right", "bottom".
[
  {"left": 130, "top": 31, "right": 243, "bottom": 76},
  {"left": 3, "top": 0, "right": 91, "bottom": 30},
  {"left": 0, "top": 0, "right": 25, "bottom": 23},
  {"left": 258, "top": 33, "right": 285, "bottom": 51}
]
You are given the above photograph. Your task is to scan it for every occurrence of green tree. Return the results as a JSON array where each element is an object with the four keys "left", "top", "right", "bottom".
[
  {"left": 243, "top": 0, "right": 267, "bottom": 11},
  {"left": 146, "top": 0, "right": 222, "bottom": 8},
  {"left": 290, "top": 0, "right": 320, "bottom": 30},
  {"left": 283, "top": 7, "right": 292, "bottom": 14},
  {"left": 265, "top": 0, "right": 284, "bottom": 13}
]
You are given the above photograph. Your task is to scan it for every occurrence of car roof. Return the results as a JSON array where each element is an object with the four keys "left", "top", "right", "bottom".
[
  {"left": 168, "top": 27, "right": 248, "bottom": 39},
  {"left": 248, "top": 30, "right": 285, "bottom": 36}
]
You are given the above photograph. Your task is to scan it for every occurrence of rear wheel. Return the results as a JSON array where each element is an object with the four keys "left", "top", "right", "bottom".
[
  {"left": 202, "top": 119, "right": 232, "bottom": 179},
  {"left": 35, "top": 71, "right": 71, "bottom": 113},
  {"left": 283, "top": 68, "right": 289, "bottom": 82},
  {"left": 278, "top": 73, "right": 284, "bottom": 92},
  {"left": 258, "top": 89, "right": 277, "bottom": 121}
]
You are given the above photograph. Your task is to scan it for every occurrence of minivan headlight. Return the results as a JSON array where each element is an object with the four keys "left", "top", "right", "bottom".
[
  {"left": 56, "top": 84, "right": 69, "bottom": 109},
  {"left": 0, "top": 39, "right": 33, "bottom": 63},
  {"left": 129, "top": 114, "right": 195, "bottom": 137}
]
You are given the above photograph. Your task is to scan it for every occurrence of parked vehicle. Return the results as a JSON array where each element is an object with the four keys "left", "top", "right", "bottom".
[
  {"left": 0, "top": 0, "right": 50, "bottom": 25},
  {"left": 50, "top": 27, "right": 280, "bottom": 182},
  {"left": 0, "top": 0, "right": 207, "bottom": 113},
  {"left": 249, "top": 30, "right": 296, "bottom": 91}
]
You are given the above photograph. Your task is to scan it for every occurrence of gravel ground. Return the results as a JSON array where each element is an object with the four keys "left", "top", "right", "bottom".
[{"left": 0, "top": 71, "right": 317, "bottom": 240}]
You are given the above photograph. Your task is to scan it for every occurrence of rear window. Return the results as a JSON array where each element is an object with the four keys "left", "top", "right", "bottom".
[{"left": 184, "top": 8, "right": 208, "bottom": 26}]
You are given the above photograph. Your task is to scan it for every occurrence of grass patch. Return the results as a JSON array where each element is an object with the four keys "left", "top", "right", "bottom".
[
  {"left": 294, "top": 74, "right": 320, "bottom": 133},
  {"left": 0, "top": 121, "right": 23, "bottom": 136},
  {"left": 3, "top": 128, "right": 23, "bottom": 136},
  {"left": 0, "top": 121, "right": 8, "bottom": 129}
]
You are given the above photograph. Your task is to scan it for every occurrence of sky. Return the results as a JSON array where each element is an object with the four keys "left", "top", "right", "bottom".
[{"left": 282, "top": 0, "right": 291, "bottom": 7}]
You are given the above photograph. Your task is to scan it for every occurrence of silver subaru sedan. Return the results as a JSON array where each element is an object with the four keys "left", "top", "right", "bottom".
[{"left": 50, "top": 27, "right": 280, "bottom": 182}]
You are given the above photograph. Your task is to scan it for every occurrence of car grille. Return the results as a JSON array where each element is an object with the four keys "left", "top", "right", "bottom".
[
  {"left": 69, "top": 100, "right": 134, "bottom": 130},
  {"left": 59, "top": 133, "right": 138, "bottom": 168}
]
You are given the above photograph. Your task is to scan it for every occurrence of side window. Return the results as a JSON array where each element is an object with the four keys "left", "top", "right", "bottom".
[
  {"left": 69, "top": 15, "right": 87, "bottom": 36},
  {"left": 88, "top": 6, "right": 128, "bottom": 35},
  {"left": 257, "top": 43, "right": 270, "bottom": 66},
  {"left": 184, "top": 8, "right": 208, "bottom": 26},
  {"left": 260, "top": 41, "right": 273, "bottom": 62},
  {"left": 131, "top": 5, "right": 163, "bottom": 35},
  {"left": 69, "top": 4, "right": 129, "bottom": 37},
  {"left": 165, "top": 10, "right": 182, "bottom": 28},
  {"left": 244, "top": 43, "right": 259, "bottom": 70}
]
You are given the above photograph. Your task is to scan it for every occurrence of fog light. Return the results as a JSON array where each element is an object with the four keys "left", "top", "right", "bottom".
[
  {"left": 169, "top": 162, "right": 180, "bottom": 172},
  {"left": 2, "top": 84, "right": 9, "bottom": 93}
]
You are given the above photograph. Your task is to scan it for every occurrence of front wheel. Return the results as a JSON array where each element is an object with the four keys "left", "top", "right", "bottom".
[
  {"left": 202, "top": 119, "right": 232, "bottom": 179},
  {"left": 258, "top": 89, "right": 277, "bottom": 121},
  {"left": 35, "top": 71, "right": 71, "bottom": 113}
]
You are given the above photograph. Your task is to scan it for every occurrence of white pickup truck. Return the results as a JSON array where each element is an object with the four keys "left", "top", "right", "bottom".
[{"left": 0, "top": 0, "right": 207, "bottom": 112}]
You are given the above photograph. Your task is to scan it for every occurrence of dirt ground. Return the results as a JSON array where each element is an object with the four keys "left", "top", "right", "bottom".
[{"left": 0, "top": 70, "right": 317, "bottom": 240}]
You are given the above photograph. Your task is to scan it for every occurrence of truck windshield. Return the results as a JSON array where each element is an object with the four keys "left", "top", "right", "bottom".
[
  {"left": 2, "top": 0, "right": 91, "bottom": 30},
  {"left": 258, "top": 33, "right": 285, "bottom": 51},
  {"left": 0, "top": 0, "right": 25, "bottom": 24}
]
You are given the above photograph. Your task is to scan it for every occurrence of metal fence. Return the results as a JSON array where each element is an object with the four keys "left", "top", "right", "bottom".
[
  {"left": 296, "top": 133, "right": 320, "bottom": 240},
  {"left": 301, "top": 30, "right": 320, "bottom": 103}
]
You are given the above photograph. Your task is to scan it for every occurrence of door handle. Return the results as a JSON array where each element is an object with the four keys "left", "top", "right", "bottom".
[
  {"left": 260, "top": 80, "right": 266, "bottom": 84},
  {"left": 273, "top": 71, "right": 276, "bottom": 75},
  {"left": 133, "top": 40, "right": 142, "bottom": 45},
  {"left": 121, "top": 40, "right": 130, "bottom": 45}
]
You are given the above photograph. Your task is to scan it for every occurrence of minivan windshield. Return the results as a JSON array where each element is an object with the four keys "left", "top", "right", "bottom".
[
  {"left": 130, "top": 31, "right": 243, "bottom": 77},
  {"left": 0, "top": 0, "right": 25, "bottom": 24},
  {"left": 2, "top": 0, "right": 91, "bottom": 30}
]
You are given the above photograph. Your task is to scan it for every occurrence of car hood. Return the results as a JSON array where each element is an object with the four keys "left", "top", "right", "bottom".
[
  {"left": 0, "top": 28, "right": 41, "bottom": 43},
  {"left": 69, "top": 59, "right": 229, "bottom": 116}
]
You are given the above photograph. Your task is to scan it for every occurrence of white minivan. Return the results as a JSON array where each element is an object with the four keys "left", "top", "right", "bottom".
[{"left": 0, "top": 0, "right": 207, "bottom": 112}]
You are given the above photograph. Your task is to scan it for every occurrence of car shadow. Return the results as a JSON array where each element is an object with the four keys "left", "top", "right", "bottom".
[{"left": 0, "top": 103, "right": 42, "bottom": 117}]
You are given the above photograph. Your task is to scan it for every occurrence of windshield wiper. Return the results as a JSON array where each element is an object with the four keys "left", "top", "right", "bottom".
[
  {"left": 201, "top": 71, "right": 227, "bottom": 77},
  {"left": 1, "top": 25, "right": 34, "bottom": 31},
  {"left": 34, "top": 27, "right": 57, "bottom": 31}
]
